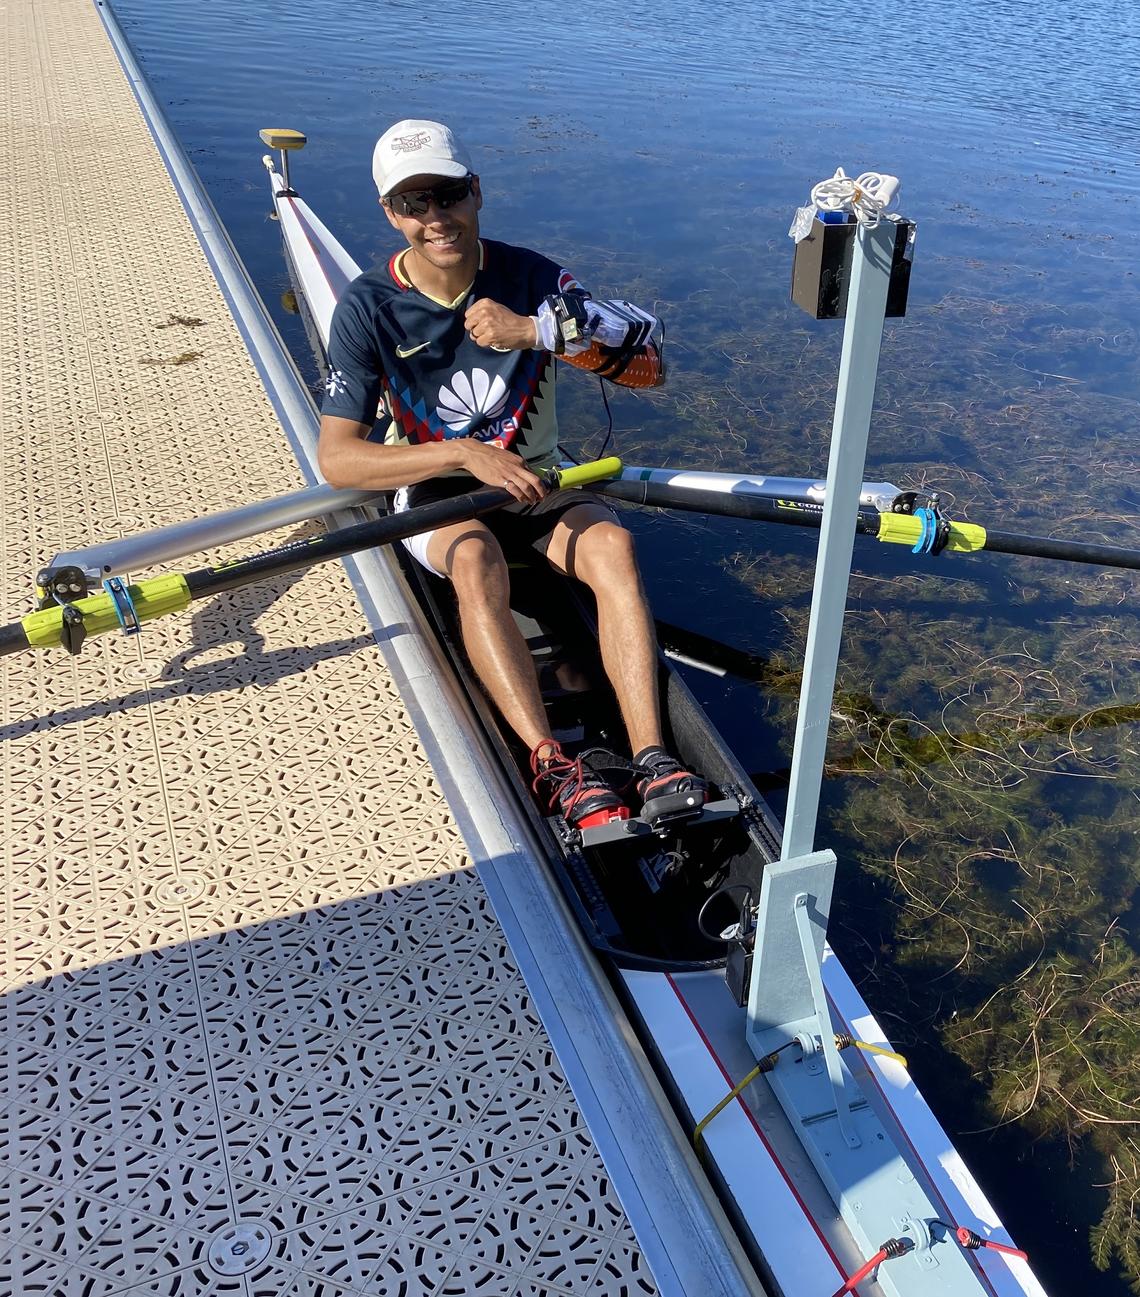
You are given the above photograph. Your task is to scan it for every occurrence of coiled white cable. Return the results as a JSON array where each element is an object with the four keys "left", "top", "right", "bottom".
[{"left": 810, "top": 168, "right": 900, "bottom": 227}]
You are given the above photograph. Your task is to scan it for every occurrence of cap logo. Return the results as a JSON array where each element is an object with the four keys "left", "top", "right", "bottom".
[{"left": 391, "top": 131, "right": 433, "bottom": 154}]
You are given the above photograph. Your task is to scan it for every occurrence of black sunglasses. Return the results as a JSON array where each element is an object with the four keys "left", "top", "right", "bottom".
[{"left": 387, "top": 175, "right": 475, "bottom": 218}]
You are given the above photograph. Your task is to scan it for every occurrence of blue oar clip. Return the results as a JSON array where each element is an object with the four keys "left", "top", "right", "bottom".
[
  {"left": 911, "top": 507, "right": 937, "bottom": 554},
  {"left": 103, "top": 576, "right": 141, "bottom": 635},
  {"left": 910, "top": 494, "right": 950, "bottom": 556}
]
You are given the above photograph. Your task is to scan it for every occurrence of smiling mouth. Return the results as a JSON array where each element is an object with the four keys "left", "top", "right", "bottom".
[{"left": 426, "top": 232, "right": 460, "bottom": 247}]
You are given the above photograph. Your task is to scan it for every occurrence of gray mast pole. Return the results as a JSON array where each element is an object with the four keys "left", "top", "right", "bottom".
[
  {"left": 780, "top": 220, "right": 896, "bottom": 861},
  {"left": 740, "top": 210, "right": 989, "bottom": 1291}
]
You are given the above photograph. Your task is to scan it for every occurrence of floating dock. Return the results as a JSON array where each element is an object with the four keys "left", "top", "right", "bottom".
[{"left": 0, "top": 4, "right": 747, "bottom": 1293}]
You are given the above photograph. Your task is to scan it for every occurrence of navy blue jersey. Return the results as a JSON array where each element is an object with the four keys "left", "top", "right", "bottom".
[{"left": 322, "top": 239, "right": 581, "bottom": 471}]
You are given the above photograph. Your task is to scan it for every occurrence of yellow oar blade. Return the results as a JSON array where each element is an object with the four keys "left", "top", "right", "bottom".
[{"left": 258, "top": 128, "right": 307, "bottom": 151}]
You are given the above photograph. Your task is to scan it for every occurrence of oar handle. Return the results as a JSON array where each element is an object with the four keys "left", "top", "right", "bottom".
[{"left": 550, "top": 457, "right": 623, "bottom": 490}]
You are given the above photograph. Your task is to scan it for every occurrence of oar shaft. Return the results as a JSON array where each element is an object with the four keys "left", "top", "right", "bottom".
[
  {"left": 983, "top": 528, "right": 1140, "bottom": 571},
  {"left": 591, "top": 479, "right": 879, "bottom": 533},
  {"left": 186, "top": 455, "right": 620, "bottom": 597},
  {"left": 184, "top": 485, "right": 514, "bottom": 598},
  {"left": 597, "top": 479, "right": 1140, "bottom": 571}
]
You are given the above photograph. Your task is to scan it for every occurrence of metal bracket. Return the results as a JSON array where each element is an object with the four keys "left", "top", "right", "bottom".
[
  {"left": 746, "top": 849, "right": 836, "bottom": 1044},
  {"left": 745, "top": 852, "right": 859, "bottom": 1148},
  {"left": 36, "top": 564, "right": 90, "bottom": 610},
  {"left": 897, "top": 1215, "right": 941, "bottom": 1271},
  {"left": 35, "top": 565, "right": 92, "bottom": 655},
  {"left": 744, "top": 852, "right": 981, "bottom": 1293},
  {"left": 793, "top": 892, "right": 859, "bottom": 1148},
  {"left": 103, "top": 576, "right": 141, "bottom": 635}
]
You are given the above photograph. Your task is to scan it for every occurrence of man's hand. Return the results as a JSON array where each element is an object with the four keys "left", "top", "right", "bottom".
[
  {"left": 459, "top": 440, "right": 546, "bottom": 504},
  {"left": 465, "top": 298, "right": 538, "bottom": 352}
]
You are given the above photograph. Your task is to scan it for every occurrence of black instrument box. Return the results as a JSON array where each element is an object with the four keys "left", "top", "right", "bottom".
[{"left": 791, "top": 215, "right": 915, "bottom": 320}]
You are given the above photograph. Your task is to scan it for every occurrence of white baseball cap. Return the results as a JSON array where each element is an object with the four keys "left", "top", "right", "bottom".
[{"left": 372, "top": 120, "right": 472, "bottom": 198}]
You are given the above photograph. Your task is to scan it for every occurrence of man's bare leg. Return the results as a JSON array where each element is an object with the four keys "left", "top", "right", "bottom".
[
  {"left": 546, "top": 505, "right": 708, "bottom": 821},
  {"left": 425, "top": 515, "right": 627, "bottom": 825},
  {"left": 426, "top": 520, "right": 551, "bottom": 749},
  {"left": 543, "top": 505, "right": 664, "bottom": 754}
]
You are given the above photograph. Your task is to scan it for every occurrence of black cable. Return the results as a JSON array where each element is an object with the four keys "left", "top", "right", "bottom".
[
  {"left": 696, "top": 883, "right": 754, "bottom": 943},
  {"left": 575, "top": 310, "right": 664, "bottom": 469},
  {"left": 583, "top": 378, "right": 616, "bottom": 463}
]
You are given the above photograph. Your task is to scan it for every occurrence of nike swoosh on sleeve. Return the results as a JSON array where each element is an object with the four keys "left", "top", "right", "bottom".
[{"left": 396, "top": 341, "right": 430, "bottom": 358}]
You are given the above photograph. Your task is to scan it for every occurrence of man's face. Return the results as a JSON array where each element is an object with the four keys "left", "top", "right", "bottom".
[{"left": 383, "top": 173, "right": 482, "bottom": 273}]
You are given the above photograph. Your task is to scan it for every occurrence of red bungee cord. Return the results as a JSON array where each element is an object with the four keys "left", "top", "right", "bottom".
[
  {"left": 954, "top": 1225, "right": 1029, "bottom": 1261},
  {"left": 828, "top": 1223, "right": 1029, "bottom": 1296},
  {"left": 829, "top": 1238, "right": 909, "bottom": 1297},
  {"left": 828, "top": 1220, "right": 1029, "bottom": 1296}
]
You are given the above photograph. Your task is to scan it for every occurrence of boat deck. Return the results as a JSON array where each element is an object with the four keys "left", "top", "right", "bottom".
[{"left": 0, "top": 3, "right": 656, "bottom": 1294}]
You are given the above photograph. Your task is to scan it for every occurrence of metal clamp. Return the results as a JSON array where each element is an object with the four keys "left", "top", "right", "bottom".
[
  {"left": 103, "top": 576, "right": 141, "bottom": 635},
  {"left": 35, "top": 565, "right": 92, "bottom": 656},
  {"left": 908, "top": 492, "right": 951, "bottom": 556}
]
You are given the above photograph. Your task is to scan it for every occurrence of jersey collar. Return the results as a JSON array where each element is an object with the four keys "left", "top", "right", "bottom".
[{"left": 390, "top": 241, "right": 485, "bottom": 308}]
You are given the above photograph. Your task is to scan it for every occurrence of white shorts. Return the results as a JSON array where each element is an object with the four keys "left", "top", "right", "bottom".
[{"left": 392, "top": 479, "right": 617, "bottom": 578}]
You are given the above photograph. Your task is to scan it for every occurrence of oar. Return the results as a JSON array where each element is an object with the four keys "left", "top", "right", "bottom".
[
  {"left": 4, "top": 458, "right": 622, "bottom": 658},
  {"left": 593, "top": 478, "right": 1140, "bottom": 573}
]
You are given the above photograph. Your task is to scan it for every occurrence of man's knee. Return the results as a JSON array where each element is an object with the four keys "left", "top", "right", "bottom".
[
  {"left": 574, "top": 520, "right": 640, "bottom": 588},
  {"left": 446, "top": 530, "right": 508, "bottom": 601}
]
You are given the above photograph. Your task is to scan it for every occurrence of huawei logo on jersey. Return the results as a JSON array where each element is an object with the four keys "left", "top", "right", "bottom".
[{"left": 436, "top": 368, "right": 517, "bottom": 442}]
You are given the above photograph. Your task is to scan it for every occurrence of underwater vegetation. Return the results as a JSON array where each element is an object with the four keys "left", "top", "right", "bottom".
[{"left": 828, "top": 603, "right": 1140, "bottom": 1293}]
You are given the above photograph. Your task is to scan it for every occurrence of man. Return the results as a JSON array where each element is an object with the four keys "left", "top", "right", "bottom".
[{"left": 318, "top": 119, "right": 705, "bottom": 829}]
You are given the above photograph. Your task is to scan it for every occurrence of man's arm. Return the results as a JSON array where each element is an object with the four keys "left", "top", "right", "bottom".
[
  {"left": 317, "top": 415, "right": 546, "bottom": 503},
  {"left": 553, "top": 295, "right": 665, "bottom": 387},
  {"left": 318, "top": 416, "right": 465, "bottom": 490}
]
